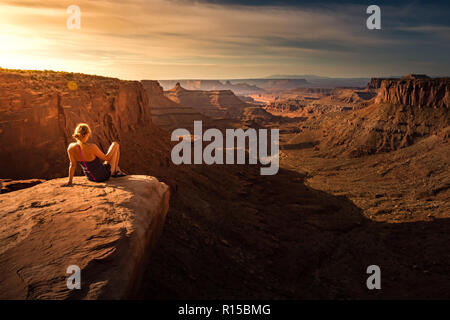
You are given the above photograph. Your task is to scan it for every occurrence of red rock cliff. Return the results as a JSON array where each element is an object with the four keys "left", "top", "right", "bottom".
[
  {"left": 164, "top": 83, "right": 251, "bottom": 119},
  {"left": 0, "top": 69, "right": 171, "bottom": 179},
  {"left": 374, "top": 77, "right": 450, "bottom": 108},
  {"left": 141, "top": 80, "right": 177, "bottom": 107},
  {"left": 141, "top": 80, "right": 213, "bottom": 131}
]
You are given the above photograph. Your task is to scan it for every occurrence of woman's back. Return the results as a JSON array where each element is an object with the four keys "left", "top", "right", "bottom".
[
  {"left": 68, "top": 142, "right": 97, "bottom": 162},
  {"left": 68, "top": 142, "right": 111, "bottom": 182},
  {"left": 65, "top": 123, "right": 124, "bottom": 185}
]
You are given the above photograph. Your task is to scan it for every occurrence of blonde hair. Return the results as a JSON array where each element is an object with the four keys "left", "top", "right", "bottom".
[{"left": 72, "top": 123, "right": 91, "bottom": 142}]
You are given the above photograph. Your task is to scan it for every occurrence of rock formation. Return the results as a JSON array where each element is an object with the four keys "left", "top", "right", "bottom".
[
  {"left": 232, "top": 78, "right": 309, "bottom": 90},
  {"left": 163, "top": 83, "right": 252, "bottom": 119},
  {"left": 287, "top": 87, "right": 333, "bottom": 95},
  {"left": 157, "top": 80, "right": 264, "bottom": 95},
  {"left": 401, "top": 74, "right": 430, "bottom": 80},
  {"left": 141, "top": 80, "right": 213, "bottom": 131},
  {"left": 264, "top": 88, "right": 371, "bottom": 117},
  {"left": 367, "top": 77, "right": 399, "bottom": 90},
  {"left": 265, "top": 99, "right": 308, "bottom": 113},
  {"left": 323, "top": 102, "right": 449, "bottom": 156},
  {"left": 159, "top": 79, "right": 229, "bottom": 91},
  {"left": 0, "top": 175, "right": 170, "bottom": 299},
  {"left": 157, "top": 78, "right": 313, "bottom": 93},
  {"left": 290, "top": 76, "right": 449, "bottom": 157},
  {"left": 296, "top": 97, "right": 449, "bottom": 157},
  {"left": 0, "top": 69, "right": 171, "bottom": 180},
  {"left": 329, "top": 88, "right": 376, "bottom": 104},
  {"left": 374, "top": 77, "right": 449, "bottom": 108}
]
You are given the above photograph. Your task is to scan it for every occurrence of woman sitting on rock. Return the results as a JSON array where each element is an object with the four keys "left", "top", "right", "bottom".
[{"left": 65, "top": 123, "right": 126, "bottom": 186}]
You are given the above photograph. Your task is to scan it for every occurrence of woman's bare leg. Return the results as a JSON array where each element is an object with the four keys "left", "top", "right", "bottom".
[{"left": 105, "top": 142, "right": 120, "bottom": 173}]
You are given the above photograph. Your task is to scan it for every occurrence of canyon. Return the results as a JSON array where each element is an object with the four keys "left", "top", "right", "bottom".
[
  {"left": 0, "top": 69, "right": 449, "bottom": 299},
  {"left": 285, "top": 76, "right": 450, "bottom": 157},
  {"left": 139, "top": 74, "right": 450, "bottom": 299},
  {"left": 163, "top": 82, "right": 252, "bottom": 119},
  {"left": 141, "top": 80, "right": 214, "bottom": 131},
  {"left": 157, "top": 78, "right": 309, "bottom": 94},
  {"left": 158, "top": 80, "right": 264, "bottom": 95},
  {"left": 0, "top": 69, "right": 171, "bottom": 180},
  {"left": 158, "top": 76, "right": 370, "bottom": 93}
]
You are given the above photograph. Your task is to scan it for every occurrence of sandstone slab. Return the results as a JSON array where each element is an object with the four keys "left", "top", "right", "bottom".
[{"left": 0, "top": 175, "right": 170, "bottom": 299}]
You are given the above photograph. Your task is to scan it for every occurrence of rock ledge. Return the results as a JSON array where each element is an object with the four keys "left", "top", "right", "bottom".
[{"left": 0, "top": 175, "right": 170, "bottom": 299}]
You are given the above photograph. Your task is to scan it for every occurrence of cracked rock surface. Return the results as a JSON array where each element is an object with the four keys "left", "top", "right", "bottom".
[{"left": 0, "top": 175, "right": 170, "bottom": 299}]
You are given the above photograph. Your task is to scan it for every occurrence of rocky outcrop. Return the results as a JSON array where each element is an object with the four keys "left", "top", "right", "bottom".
[
  {"left": 141, "top": 80, "right": 178, "bottom": 107},
  {"left": 158, "top": 79, "right": 311, "bottom": 93},
  {"left": 0, "top": 69, "right": 171, "bottom": 180},
  {"left": 290, "top": 78, "right": 450, "bottom": 157},
  {"left": 264, "top": 95, "right": 358, "bottom": 117},
  {"left": 157, "top": 80, "right": 264, "bottom": 95},
  {"left": 225, "top": 82, "right": 264, "bottom": 95},
  {"left": 239, "top": 106, "right": 289, "bottom": 128},
  {"left": 329, "top": 88, "right": 376, "bottom": 103},
  {"left": 367, "top": 77, "right": 399, "bottom": 90},
  {"left": 238, "top": 78, "right": 309, "bottom": 90},
  {"left": 159, "top": 80, "right": 227, "bottom": 91},
  {"left": 287, "top": 87, "right": 333, "bottom": 95},
  {"left": 265, "top": 99, "right": 307, "bottom": 113},
  {"left": 141, "top": 80, "right": 213, "bottom": 131},
  {"left": 308, "top": 98, "right": 450, "bottom": 157},
  {"left": 374, "top": 77, "right": 449, "bottom": 108},
  {"left": 0, "top": 175, "right": 170, "bottom": 299},
  {"left": 401, "top": 74, "right": 430, "bottom": 80},
  {"left": 164, "top": 83, "right": 251, "bottom": 119}
]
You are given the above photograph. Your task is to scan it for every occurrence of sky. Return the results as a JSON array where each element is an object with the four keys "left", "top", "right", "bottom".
[{"left": 0, "top": 0, "right": 449, "bottom": 80}]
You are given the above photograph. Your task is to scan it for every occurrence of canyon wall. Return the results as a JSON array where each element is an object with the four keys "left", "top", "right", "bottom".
[
  {"left": 374, "top": 78, "right": 450, "bottom": 108},
  {"left": 141, "top": 80, "right": 213, "bottom": 131},
  {"left": 159, "top": 80, "right": 227, "bottom": 91},
  {"left": 0, "top": 70, "right": 171, "bottom": 180},
  {"left": 309, "top": 78, "right": 450, "bottom": 157},
  {"left": 265, "top": 100, "right": 306, "bottom": 113},
  {"left": 288, "top": 88, "right": 333, "bottom": 95},
  {"left": 234, "top": 78, "right": 309, "bottom": 90},
  {"left": 367, "top": 78, "right": 398, "bottom": 90},
  {"left": 141, "top": 80, "right": 178, "bottom": 107},
  {"left": 164, "top": 83, "right": 251, "bottom": 119},
  {"left": 157, "top": 79, "right": 264, "bottom": 94},
  {"left": 158, "top": 78, "right": 311, "bottom": 93}
]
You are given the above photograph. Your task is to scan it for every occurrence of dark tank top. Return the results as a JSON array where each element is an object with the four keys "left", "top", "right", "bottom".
[{"left": 77, "top": 145, "right": 111, "bottom": 182}]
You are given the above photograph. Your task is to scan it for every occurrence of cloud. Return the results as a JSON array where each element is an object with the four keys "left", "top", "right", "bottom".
[
  {"left": 179, "top": 0, "right": 450, "bottom": 9},
  {"left": 0, "top": 0, "right": 448, "bottom": 79}
]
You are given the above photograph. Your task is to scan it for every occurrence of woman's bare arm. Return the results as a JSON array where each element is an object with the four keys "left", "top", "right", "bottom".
[
  {"left": 66, "top": 146, "right": 77, "bottom": 185},
  {"left": 92, "top": 144, "right": 109, "bottom": 161}
]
